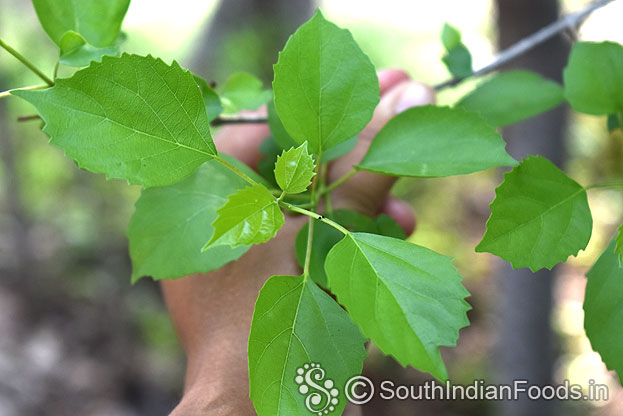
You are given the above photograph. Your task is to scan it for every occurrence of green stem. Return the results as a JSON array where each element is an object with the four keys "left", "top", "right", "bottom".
[
  {"left": 0, "top": 84, "right": 48, "bottom": 99},
  {"left": 301, "top": 152, "right": 323, "bottom": 280},
  {"left": 53, "top": 61, "right": 60, "bottom": 80},
  {"left": 280, "top": 201, "right": 349, "bottom": 235},
  {"left": 586, "top": 182, "right": 623, "bottom": 190},
  {"left": 303, "top": 216, "right": 314, "bottom": 277},
  {"left": 322, "top": 168, "right": 357, "bottom": 195},
  {"left": 270, "top": 189, "right": 309, "bottom": 200},
  {"left": 0, "top": 38, "right": 54, "bottom": 86},
  {"left": 214, "top": 156, "right": 258, "bottom": 186}
]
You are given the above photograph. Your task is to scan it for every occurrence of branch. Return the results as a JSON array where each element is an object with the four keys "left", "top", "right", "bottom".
[
  {"left": 0, "top": 38, "right": 54, "bottom": 87},
  {"left": 211, "top": 114, "right": 268, "bottom": 126},
  {"left": 433, "top": 0, "right": 617, "bottom": 90}
]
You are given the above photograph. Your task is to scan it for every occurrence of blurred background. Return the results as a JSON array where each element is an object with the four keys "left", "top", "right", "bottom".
[{"left": 0, "top": 0, "right": 622, "bottom": 415}]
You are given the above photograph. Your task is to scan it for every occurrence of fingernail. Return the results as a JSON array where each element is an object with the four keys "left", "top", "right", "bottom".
[{"left": 393, "top": 83, "right": 433, "bottom": 114}]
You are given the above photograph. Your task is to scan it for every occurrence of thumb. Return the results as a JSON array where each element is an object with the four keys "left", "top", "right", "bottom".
[{"left": 329, "top": 81, "right": 436, "bottom": 216}]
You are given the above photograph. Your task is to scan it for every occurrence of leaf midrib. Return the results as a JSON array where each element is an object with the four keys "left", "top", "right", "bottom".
[{"left": 481, "top": 187, "right": 585, "bottom": 247}]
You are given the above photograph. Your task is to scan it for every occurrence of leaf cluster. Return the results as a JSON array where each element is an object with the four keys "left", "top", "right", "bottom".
[{"left": 6, "top": 4, "right": 623, "bottom": 415}]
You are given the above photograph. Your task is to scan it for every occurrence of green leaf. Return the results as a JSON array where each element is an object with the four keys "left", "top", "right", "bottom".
[
  {"left": 583, "top": 238, "right": 623, "bottom": 383},
  {"left": 296, "top": 210, "right": 406, "bottom": 287},
  {"left": 440, "top": 24, "right": 472, "bottom": 79},
  {"left": 220, "top": 72, "right": 271, "bottom": 114},
  {"left": 456, "top": 71, "right": 564, "bottom": 127},
  {"left": 268, "top": 99, "right": 298, "bottom": 150},
  {"left": 204, "top": 183, "right": 284, "bottom": 249},
  {"left": 476, "top": 155, "right": 592, "bottom": 271},
  {"left": 358, "top": 105, "right": 517, "bottom": 177},
  {"left": 33, "top": 0, "right": 129, "bottom": 47},
  {"left": 325, "top": 233, "right": 471, "bottom": 381},
  {"left": 274, "top": 143, "right": 316, "bottom": 194},
  {"left": 13, "top": 54, "right": 217, "bottom": 187},
  {"left": 607, "top": 113, "right": 622, "bottom": 132},
  {"left": 58, "top": 30, "right": 120, "bottom": 67},
  {"left": 615, "top": 224, "right": 623, "bottom": 266},
  {"left": 441, "top": 23, "right": 462, "bottom": 50},
  {"left": 258, "top": 137, "right": 283, "bottom": 188},
  {"left": 563, "top": 41, "right": 623, "bottom": 115},
  {"left": 268, "top": 100, "right": 358, "bottom": 162},
  {"left": 249, "top": 275, "right": 366, "bottom": 416},
  {"left": 193, "top": 75, "right": 223, "bottom": 122},
  {"left": 322, "top": 135, "right": 358, "bottom": 162},
  {"left": 128, "top": 156, "right": 263, "bottom": 282},
  {"left": 273, "top": 10, "right": 379, "bottom": 154},
  {"left": 442, "top": 44, "right": 473, "bottom": 79}
]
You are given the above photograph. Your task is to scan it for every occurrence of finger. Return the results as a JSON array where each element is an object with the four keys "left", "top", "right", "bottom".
[
  {"left": 330, "top": 81, "right": 436, "bottom": 216},
  {"left": 379, "top": 197, "right": 416, "bottom": 236},
  {"left": 213, "top": 109, "right": 270, "bottom": 169},
  {"left": 378, "top": 68, "right": 410, "bottom": 95}
]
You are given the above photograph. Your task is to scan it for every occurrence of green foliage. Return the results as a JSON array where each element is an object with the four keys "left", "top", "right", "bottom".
[
  {"left": 194, "top": 75, "right": 223, "bottom": 122},
  {"left": 267, "top": 99, "right": 358, "bottom": 161},
  {"left": 220, "top": 72, "right": 272, "bottom": 114},
  {"left": 584, "top": 239, "right": 623, "bottom": 383},
  {"left": 615, "top": 224, "right": 623, "bottom": 266},
  {"left": 441, "top": 23, "right": 462, "bottom": 50},
  {"left": 204, "top": 183, "right": 284, "bottom": 249},
  {"left": 563, "top": 41, "right": 623, "bottom": 115},
  {"left": 128, "top": 157, "right": 262, "bottom": 282},
  {"left": 13, "top": 54, "right": 218, "bottom": 187},
  {"left": 325, "top": 233, "right": 471, "bottom": 381},
  {"left": 295, "top": 210, "right": 406, "bottom": 287},
  {"left": 357, "top": 105, "right": 517, "bottom": 177},
  {"left": 59, "top": 30, "right": 119, "bottom": 67},
  {"left": 274, "top": 143, "right": 316, "bottom": 194},
  {"left": 607, "top": 113, "right": 622, "bottom": 132},
  {"left": 440, "top": 23, "right": 472, "bottom": 79},
  {"left": 457, "top": 70, "right": 564, "bottom": 127},
  {"left": 33, "top": 0, "right": 130, "bottom": 47},
  {"left": 9, "top": 6, "right": 623, "bottom": 413},
  {"left": 476, "top": 156, "right": 592, "bottom": 271},
  {"left": 273, "top": 10, "right": 379, "bottom": 154},
  {"left": 268, "top": 99, "right": 297, "bottom": 150},
  {"left": 33, "top": 0, "right": 129, "bottom": 67},
  {"left": 248, "top": 275, "right": 366, "bottom": 416}
]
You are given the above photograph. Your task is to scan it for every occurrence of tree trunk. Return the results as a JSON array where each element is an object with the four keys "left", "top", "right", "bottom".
[
  {"left": 494, "top": 1, "right": 569, "bottom": 416},
  {"left": 189, "top": 0, "right": 315, "bottom": 83}
]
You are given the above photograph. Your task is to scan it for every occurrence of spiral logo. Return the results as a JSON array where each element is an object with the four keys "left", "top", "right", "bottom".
[
  {"left": 295, "top": 363, "right": 340, "bottom": 415},
  {"left": 345, "top": 375, "right": 375, "bottom": 405}
]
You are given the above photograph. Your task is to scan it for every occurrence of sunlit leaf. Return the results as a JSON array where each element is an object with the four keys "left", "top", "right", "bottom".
[
  {"left": 274, "top": 143, "right": 316, "bottom": 194},
  {"left": 249, "top": 275, "right": 366, "bottom": 415},
  {"left": 273, "top": 10, "right": 379, "bottom": 154},
  {"left": 13, "top": 54, "right": 217, "bottom": 187},
  {"left": 476, "top": 156, "right": 592, "bottom": 271},
  {"left": 325, "top": 233, "right": 471, "bottom": 381},
  {"left": 33, "top": 0, "right": 129, "bottom": 47},
  {"left": 358, "top": 105, "right": 516, "bottom": 177},
  {"left": 204, "top": 183, "right": 284, "bottom": 248}
]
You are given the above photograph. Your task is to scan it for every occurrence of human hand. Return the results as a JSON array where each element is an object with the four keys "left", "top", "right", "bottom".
[{"left": 163, "top": 69, "right": 435, "bottom": 415}]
